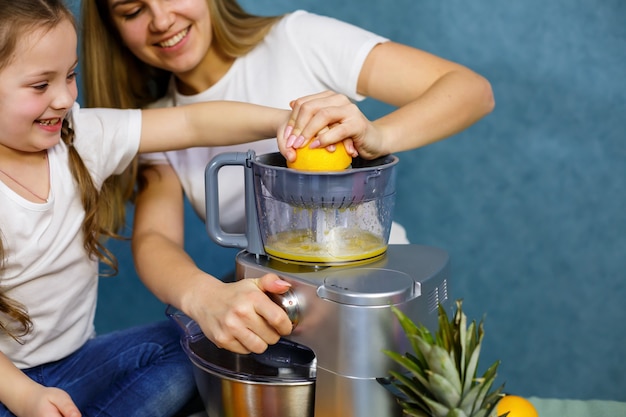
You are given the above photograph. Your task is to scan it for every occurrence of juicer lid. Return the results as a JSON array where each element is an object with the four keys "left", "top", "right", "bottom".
[
  {"left": 185, "top": 336, "right": 317, "bottom": 383},
  {"left": 252, "top": 152, "right": 399, "bottom": 209},
  {"left": 253, "top": 152, "right": 398, "bottom": 173},
  {"left": 318, "top": 268, "right": 417, "bottom": 306}
]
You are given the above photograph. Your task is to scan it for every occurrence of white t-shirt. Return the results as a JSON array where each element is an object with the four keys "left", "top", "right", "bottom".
[
  {"left": 143, "top": 10, "right": 407, "bottom": 243},
  {"left": 0, "top": 103, "right": 141, "bottom": 369}
]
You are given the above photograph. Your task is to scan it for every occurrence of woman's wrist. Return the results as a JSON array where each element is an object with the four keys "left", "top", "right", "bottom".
[{"left": 179, "top": 271, "right": 223, "bottom": 319}]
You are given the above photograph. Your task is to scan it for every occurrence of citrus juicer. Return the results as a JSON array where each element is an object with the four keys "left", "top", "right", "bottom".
[
  {"left": 201, "top": 150, "right": 451, "bottom": 416},
  {"left": 205, "top": 151, "right": 400, "bottom": 265}
]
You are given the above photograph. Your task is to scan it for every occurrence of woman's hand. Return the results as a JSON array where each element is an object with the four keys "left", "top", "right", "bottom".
[
  {"left": 188, "top": 274, "right": 293, "bottom": 354},
  {"left": 131, "top": 165, "right": 292, "bottom": 356},
  {"left": 279, "top": 91, "right": 390, "bottom": 163}
]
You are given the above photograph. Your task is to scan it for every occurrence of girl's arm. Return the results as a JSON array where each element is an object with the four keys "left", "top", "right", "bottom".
[
  {"left": 282, "top": 42, "right": 495, "bottom": 160},
  {"left": 0, "top": 352, "right": 80, "bottom": 417},
  {"left": 138, "top": 101, "right": 290, "bottom": 153}
]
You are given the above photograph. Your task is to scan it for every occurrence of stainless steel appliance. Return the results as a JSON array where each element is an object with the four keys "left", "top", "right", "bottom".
[
  {"left": 199, "top": 150, "right": 450, "bottom": 416},
  {"left": 168, "top": 309, "right": 317, "bottom": 417}
]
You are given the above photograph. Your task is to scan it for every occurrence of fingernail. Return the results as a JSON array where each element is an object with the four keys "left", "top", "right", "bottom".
[
  {"left": 309, "top": 139, "right": 321, "bottom": 149},
  {"left": 294, "top": 135, "right": 306, "bottom": 148},
  {"left": 286, "top": 134, "right": 297, "bottom": 148},
  {"left": 284, "top": 125, "right": 293, "bottom": 139},
  {"left": 276, "top": 279, "right": 291, "bottom": 287}
]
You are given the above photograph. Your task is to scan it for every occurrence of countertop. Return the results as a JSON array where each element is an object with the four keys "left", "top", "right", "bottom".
[
  {"left": 187, "top": 397, "right": 626, "bottom": 417},
  {"left": 530, "top": 397, "right": 626, "bottom": 417}
]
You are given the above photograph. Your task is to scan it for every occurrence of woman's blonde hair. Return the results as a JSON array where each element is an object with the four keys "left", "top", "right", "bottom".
[
  {"left": 0, "top": 0, "right": 117, "bottom": 343},
  {"left": 81, "top": 0, "right": 282, "bottom": 108},
  {"left": 80, "top": 0, "right": 283, "bottom": 228}
]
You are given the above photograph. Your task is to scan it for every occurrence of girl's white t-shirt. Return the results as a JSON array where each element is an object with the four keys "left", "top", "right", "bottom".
[{"left": 0, "top": 103, "right": 141, "bottom": 369}]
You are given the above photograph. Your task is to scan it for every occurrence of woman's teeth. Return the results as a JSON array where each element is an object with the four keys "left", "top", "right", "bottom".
[{"left": 159, "top": 28, "right": 189, "bottom": 48}]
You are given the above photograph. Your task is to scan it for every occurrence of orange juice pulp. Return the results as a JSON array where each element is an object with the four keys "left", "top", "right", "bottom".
[{"left": 264, "top": 228, "right": 387, "bottom": 264}]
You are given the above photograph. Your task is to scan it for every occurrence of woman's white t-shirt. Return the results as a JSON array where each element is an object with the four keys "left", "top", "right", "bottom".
[
  {"left": 143, "top": 11, "right": 407, "bottom": 242},
  {"left": 0, "top": 103, "right": 141, "bottom": 369}
]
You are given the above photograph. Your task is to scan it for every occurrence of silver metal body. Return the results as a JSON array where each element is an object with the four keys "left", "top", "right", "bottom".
[
  {"left": 235, "top": 244, "right": 450, "bottom": 417},
  {"left": 187, "top": 338, "right": 316, "bottom": 417}
]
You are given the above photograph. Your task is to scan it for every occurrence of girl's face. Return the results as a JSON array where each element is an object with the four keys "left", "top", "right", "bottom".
[
  {"left": 0, "top": 19, "right": 78, "bottom": 154},
  {"left": 108, "top": 0, "right": 213, "bottom": 76}
]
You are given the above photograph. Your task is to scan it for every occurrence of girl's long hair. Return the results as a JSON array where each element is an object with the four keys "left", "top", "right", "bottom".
[{"left": 0, "top": 0, "right": 116, "bottom": 343}]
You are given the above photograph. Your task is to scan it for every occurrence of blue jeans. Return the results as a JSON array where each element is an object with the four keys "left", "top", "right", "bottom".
[{"left": 0, "top": 321, "right": 198, "bottom": 417}]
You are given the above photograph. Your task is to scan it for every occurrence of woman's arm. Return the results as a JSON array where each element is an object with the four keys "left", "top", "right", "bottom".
[
  {"left": 0, "top": 351, "right": 80, "bottom": 417},
  {"left": 282, "top": 42, "right": 495, "bottom": 160},
  {"left": 359, "top": 41, "right": 494, "bottom": 152},
  {"left": 131, "top": 164, "right": 293, "bottom": 354},
  {"left": 138, "top": 101, "right": 290, "bottom": 154}
]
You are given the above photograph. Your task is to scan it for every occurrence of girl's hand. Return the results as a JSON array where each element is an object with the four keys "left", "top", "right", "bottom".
[
  {"left": 188, "top": 274, "right": 293, "bottom": 354},
  {"left": 279, "top": 91, "right": 389, "bottom": 162},
  {"left": 19, "top": 385, "right": 81, "bottom": 417}
]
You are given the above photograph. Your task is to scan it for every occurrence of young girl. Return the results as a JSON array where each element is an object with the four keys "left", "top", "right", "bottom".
[{"left": 0, "top": 1, "right": 332, "bottom": 416}]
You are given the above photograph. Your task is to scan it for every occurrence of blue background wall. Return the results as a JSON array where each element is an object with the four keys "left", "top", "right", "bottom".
[{"left": 73, "top": 0, "right": 626, "bottom": 403}]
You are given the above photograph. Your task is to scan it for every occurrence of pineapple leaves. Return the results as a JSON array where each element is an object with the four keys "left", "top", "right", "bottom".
[
  {"left": 426, "top": 370, "right": 462, "bottom": 408},
  {"left": 446, "top": 409, "right": 469, "bottom": 417},
  {"left": 394, "top": 304, "right": 436, "bottom": 357},
  {"left": 425, "top": 345, "right": 463, "bottom": 396},
  {"left": 386, "top": 300, "right": 505, "bottom": 417},
  {"left": 462, "top": 339, "right": 481, "bottom": 395}
]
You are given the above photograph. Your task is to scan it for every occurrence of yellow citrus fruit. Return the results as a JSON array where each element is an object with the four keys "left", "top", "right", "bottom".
[
  {"left": 287, "top": 140, "right": 352, "bottom": 172},
  {"left": 495, "top": 395, "right": 539, "bottom": 417}
]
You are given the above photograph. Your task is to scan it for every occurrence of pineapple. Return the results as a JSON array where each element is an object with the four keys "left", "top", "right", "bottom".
[{"left": 384, "top": 299, "right": 507, "bottom": 417}]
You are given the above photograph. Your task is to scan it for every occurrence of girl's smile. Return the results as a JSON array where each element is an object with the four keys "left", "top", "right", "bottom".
[
  {"left": 0, "top": 19, "right": 77, "bottom": 153},
  {"left": 36, "top": 117, "right": 64, "bottom": 133}
]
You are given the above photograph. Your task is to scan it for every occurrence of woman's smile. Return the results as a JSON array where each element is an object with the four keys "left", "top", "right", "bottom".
[
  {"left": 157, "top": 26, "right": 190, "bottom": 49},
  {"left": 108, "top": 0, "right": 214, "bottom": 80}
]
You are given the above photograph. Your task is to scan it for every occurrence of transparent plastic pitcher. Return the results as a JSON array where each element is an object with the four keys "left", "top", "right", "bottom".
[{"left": 205, "top": 151, "right": 398, "bottom": 265}]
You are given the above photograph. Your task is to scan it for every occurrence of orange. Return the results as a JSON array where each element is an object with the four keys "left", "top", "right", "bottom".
[
  {"left": 495, "top": 395, "right": 539, "bottom": 417},
  {"left": 287, "top": 140, "right": 352, "bottom": 172}
]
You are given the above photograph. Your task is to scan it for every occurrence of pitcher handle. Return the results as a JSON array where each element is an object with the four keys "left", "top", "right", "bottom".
[{"left": 204, "top": 150, "right": 265, "bottom": 255}]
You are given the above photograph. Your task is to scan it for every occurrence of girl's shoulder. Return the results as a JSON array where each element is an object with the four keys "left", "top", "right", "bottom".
[
  {"left": 68, "top": 103, "right": 142, "bottom": 183},
  {"left": 70, "top": 104, "right": 141, "bottom": 149}
]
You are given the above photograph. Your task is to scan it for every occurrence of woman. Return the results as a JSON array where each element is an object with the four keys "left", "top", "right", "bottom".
[{"left": 80, "top": 0, "right": 494, "bottom": 355}]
